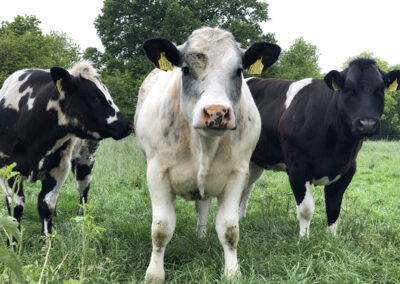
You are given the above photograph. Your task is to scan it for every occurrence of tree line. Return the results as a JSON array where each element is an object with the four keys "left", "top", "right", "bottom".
[{"left": 1, "top": 0, "right": 399, "bottom": 136}]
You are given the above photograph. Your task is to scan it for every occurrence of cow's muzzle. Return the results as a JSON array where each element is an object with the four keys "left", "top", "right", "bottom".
[
  {"left": 111, "top": 120, "right": 133, "bottom": 140},
  {"left": 355, "top": 117, "right": 379, "bottom": 135},
  {"left": 195, "top": 105, "right": 236, "bottom": 130}
]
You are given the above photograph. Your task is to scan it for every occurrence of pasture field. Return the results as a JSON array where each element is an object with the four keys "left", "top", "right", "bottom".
[{"left": 1, "top": 136, "right": 400, "bottom": 283}]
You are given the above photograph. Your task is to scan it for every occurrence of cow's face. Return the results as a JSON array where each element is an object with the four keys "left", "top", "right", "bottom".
[
  {"left": 50, "top": 63, "right": 132, "bottom": 140},
  {"left": 143, "top": 28, "right": 280, "bottom": 137},
  {"left": 324, "top": 58, "right": 400, "bottom": 137}
]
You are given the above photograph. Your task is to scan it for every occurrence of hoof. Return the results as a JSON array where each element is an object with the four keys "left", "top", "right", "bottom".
[{"left": 196, "top": 225, "right": 207, "bottom": 238}]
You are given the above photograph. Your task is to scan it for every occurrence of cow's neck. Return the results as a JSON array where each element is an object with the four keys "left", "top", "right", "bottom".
[
  {"left": 194, "top": 132, "right": 222, "bottom": 199},
  {"left": 326, "top": 95, "right": 362, "bottom": 157}
]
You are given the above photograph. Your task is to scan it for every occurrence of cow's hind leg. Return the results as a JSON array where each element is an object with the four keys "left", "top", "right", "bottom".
[
  {"left": 324, "top": 163, "right": 356, "bottom": 235},
  {"left": 239, "top": 161, "right": 264, "bottom": 219},
  {"left": 38, "top": 144, "right": 72, "bottom": 235},
  {"left": 216, "top": 170, "right": 247, "bottom": 278},
  {"left": 196, "top": 197, "right": 211, "bottom": 238},
  {"left": 72, "top": 140, "right": 99, "bottom": 215},
  {"left": 145, "top": 159, "right": 176, "bottom": 283},
  {"left": 1, "top": 177, "right": 25, "bottom": 245}
]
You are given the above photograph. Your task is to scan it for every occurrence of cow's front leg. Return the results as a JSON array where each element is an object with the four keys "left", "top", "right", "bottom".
[
  {"left": 145, "top": 160, "right": 176, "bottom": 283},
  {"left": 239, "top": 162, "right": 264, "bottom": 219},
  {"left": 195, "top": 197, "right": 211, "bottom": 238},
  {"left": 38, "top": 154, "right": 71, "bottom": 235},
  {"left": 324, "top": 163, "right": 356, "bottom": 235},
  {"left": 216, "top": 170, "right": 247, "bottom": 278},
  {"left": 288, "top": 168, "right": 314, "bottom": 238}
]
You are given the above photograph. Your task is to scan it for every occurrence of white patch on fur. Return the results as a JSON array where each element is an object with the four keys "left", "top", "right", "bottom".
[
  {"left": 297, "top": 181, "right": 315, "bottom": 237},
  {"left": 0, "top": 176, "right": 24, "bottom": 206},
  {"left": 285, "top": 78, "right": 313, "bottom": 109},
  {"left": 106, "top": 113, "right": 118, "bottom": 124},
  {"left": 43, "top": 219, "right": 49, "bottom": 234},
  {"left": 0, "top": 70, "right": 31, "bottom": 111},
  {"left": 328, "top": 221, "right": 338, "bottom": 235},
  {"left": 87, "top": 131, "right": 100, "bottom": 140},
  {"left": 0, "top": 152, "right": 10, "bottom": 158},
  {"left": 43, "top": 141, "right": 74, "bottom": 214},
  {"left": 312, "top": 175, "right": 341, "bottom": 186}
]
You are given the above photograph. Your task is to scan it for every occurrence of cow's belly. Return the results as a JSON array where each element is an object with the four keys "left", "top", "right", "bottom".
[{"left": 168, "top": 159, "right": 233, "bottom": 200}]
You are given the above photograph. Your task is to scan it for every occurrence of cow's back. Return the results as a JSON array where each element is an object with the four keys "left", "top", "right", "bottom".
[{"left": 247, "top": 78, "right": 292, "bottom": 168}]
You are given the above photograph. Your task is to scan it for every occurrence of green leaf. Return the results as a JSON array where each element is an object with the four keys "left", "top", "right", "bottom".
[
  {"left": 0, "top": 247, "right": 24, "bottom": 282},
  {"left": 0, "top": 216, "right": 21, "bottom": 243}
]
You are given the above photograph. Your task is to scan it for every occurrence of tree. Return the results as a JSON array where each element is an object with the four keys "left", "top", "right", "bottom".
[
  {"left": 0, "top": 15, "right": 80, "bottom": 86},
  {"left": 95, "top": 0, "right": 274, "bottom": 63},
  {"left": 267, "top": 37, "right": 321, "bottom": 80},
  {"left": 94, "top": 0, "right": 276, "bottom": 119}
]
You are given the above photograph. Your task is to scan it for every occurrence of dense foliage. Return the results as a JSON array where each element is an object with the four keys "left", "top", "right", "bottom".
[{"left": 0, "top": 15, "right": 80, "bottom": 85}]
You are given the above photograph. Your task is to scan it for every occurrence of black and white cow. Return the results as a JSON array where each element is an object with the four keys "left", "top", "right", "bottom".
[
  {"left": 240, "top": 58, "right": 400, "bottom": 237},
  {"left": 0, "top": 61, "right": 132, "bottom": 235},
  {"left": 135, "top": 27, "right": 280, "bottom": 282}
]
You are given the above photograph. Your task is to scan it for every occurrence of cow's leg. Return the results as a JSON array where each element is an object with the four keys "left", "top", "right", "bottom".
[
  {"left": 196, "top": 197, "right": 211, "bottom": 238},
  {"left": 324, "top": 163, "right": 356, "bottom": 235},
  {"left": 72, "top": 140, "right": 99, "bottom": 215},
  {"left": 287, "top": 165, "right": 314, "bottom": 237},
  {"left": 1, "top": 177, "right": 25, "bottom": 223},
  {"left": 239, "top": 161, "right": 264, "bottom": 219},
  {"left": 38, "top": 150, "right": 72, "bottom": 235},
  {"left": 216, "top": 170, "right": 247, "bottom": 278},
  {"left": 2, "top": 177, "right": 25, "bottom": 245},
  {"left": 145, "top": 159, "right": 176, "bottom": 283}
]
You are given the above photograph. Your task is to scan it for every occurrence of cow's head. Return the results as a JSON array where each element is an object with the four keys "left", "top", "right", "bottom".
[
  {"left": 144, "top": 27, "right": 280, "bottom": 137},
  {"left": 324, "top": 58, "right": 400, "bottom": 137},
  {"left": 50, "top": 62, "right": 132, "bottom": 140}
]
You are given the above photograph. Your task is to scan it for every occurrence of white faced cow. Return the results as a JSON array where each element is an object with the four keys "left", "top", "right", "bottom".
[
  {"left": 135, "top": 27, "right": 280, "bottom": 282},
  {"left": 240, "top": 58, "right": 400, "bottom": 237},
  {"left": 0, "top": 61, "right": 132, "bottom": 236}
]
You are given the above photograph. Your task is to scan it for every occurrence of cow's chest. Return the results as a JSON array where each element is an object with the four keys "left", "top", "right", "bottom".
[{"left": 168, "top": 152, "right": 235, "bottom": 200}]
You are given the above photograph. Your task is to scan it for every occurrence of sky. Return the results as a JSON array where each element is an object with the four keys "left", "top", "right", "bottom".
[{"left": 1, "top": 0, "right": 400, "bottom": 73}]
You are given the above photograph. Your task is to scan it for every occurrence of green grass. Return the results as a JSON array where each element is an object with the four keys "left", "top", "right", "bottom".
[{"left": 1, "top": 137, "right": 400, "bottom": 283}]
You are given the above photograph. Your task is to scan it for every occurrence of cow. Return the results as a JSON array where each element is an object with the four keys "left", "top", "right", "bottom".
[
  {"left": 0, "top": 61, "right": 132, "bottom": 236},
  {"left": 239, "top": 58, "right": 400, "bottom": 237},
  {"left": 134, "top": 27, "right": 281, "bottom": 282}
]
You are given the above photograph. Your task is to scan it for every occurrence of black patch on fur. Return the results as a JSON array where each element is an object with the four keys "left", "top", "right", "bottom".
[{"left": 76, "top": 164, "right": 91, "bottom": 180}]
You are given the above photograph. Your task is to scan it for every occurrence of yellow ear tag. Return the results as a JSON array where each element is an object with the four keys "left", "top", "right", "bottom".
[
  {"left": 388, "top": 78, "right": 398, "bottom": 91},
  {"left": 248, "top": 57, "right": 264, "bottom": 75},
  {"left": 56, "top": 79, "right": 62, "bottom": 93},
  {"left": 158, "top": 53, "right": 173, "bottom": 71},
  {"left": 332, "top": 78, "right": 341, "bottom": 91}
]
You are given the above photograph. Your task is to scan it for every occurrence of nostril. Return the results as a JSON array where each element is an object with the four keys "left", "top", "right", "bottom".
[
  {"left": 223, "top": 109, "right": 231, "bottom": 121},
  {"left": 203, "top": 108, "right": 211, "bottom": 119}
]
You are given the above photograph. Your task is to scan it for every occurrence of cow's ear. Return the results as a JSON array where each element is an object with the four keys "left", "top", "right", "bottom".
[
  {"left": 243, "top": 42, "right": 281, "bottom": 75},
  {"left": 386, "top": 70, "right": 400, "bottom": 91},
  {"left": 324, "top": 70, "right": 344, "bottom": 91},
  {"left": 50, "top": 67, "right": 71, "bottom": 93},
  {"left": 143, "top": 38, "right": 181, "bottom": 71}
]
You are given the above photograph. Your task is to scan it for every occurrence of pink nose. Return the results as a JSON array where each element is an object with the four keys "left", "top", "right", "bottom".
[{"left": 201, "top": 105, "right": 234, "bottom": 129}]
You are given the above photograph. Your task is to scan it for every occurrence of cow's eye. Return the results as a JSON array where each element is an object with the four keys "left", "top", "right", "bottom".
[
  {"left": 236, "top": 68, "right": 243, "bottom": 77},
  {"left": 182, "top": 66, "right": 190, "bottom": 76},
  {"left": 345, "top": 89, "right": 356, "bottom": 97}
]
